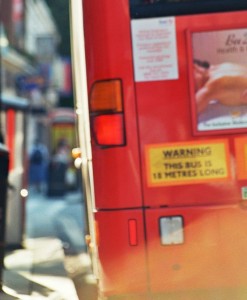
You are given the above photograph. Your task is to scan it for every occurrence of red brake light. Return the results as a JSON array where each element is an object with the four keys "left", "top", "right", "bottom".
[
  {"left": 92, "top": 114, "right": 125, "bottom": 146},
  {"left": 90, "top": 79, "right": 126, "bottom": 147}
]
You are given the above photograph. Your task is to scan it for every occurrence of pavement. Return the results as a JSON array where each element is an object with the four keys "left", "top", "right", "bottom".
[{"left": 0, "top": 190, "right": 98, "bottom": 300}]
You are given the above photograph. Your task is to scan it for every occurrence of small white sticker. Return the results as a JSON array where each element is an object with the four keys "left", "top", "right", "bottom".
[
  {"left": 160, "top": 216, "right": 184, "bottom": 245},
  {"left": 242, "top": 187, "right": 247, "bottom": 200},
  {"left": 131, "top": 17, "right": 178, "bottom": 82}
]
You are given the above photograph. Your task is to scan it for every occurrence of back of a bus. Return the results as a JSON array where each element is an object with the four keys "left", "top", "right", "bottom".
[{"left": 82, "top": 0, "right": 247, "bottom": 299}]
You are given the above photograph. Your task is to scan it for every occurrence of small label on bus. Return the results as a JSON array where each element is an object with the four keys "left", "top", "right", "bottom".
[
  {"left": 131, "top": 17, "right": 178, "bottom": 82},
  {"left": 160, "top": 216, "right": 184, "bottom": 245},
  {"left": 241, "top": 187, "right": 247, "bottom": 200}
]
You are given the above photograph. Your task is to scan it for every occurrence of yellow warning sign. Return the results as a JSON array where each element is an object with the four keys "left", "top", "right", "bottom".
[{"left": 145, "top": 139, "right": 230, "bottom": 186}]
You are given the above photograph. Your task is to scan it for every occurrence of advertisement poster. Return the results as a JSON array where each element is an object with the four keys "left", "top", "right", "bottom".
[
  {"left": 131, "top": 17, "right": 178, "bottom": 82},
  {"left": 191, "top": 28, "right": 247, "bottom": 132}
]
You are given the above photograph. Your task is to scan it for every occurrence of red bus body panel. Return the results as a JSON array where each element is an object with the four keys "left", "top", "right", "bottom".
[
  {"left": 95, "top": 210, "right": 147, "bottom": 296},
  {"left": 137, "top": 11, "right": 247, "bottom": 208},
  {"left": 82, "top": 0, "right": 247, "bottom": 298},
  {"left": 83, "top": 0, "right": 142, "bottom": 210},
  {"left": 146, "top": 206, "right": 247, "bottom": 293}
]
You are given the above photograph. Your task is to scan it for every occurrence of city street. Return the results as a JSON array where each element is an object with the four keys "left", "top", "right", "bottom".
[
  {"left": 25, "top": 188, "right": 98, "bottom": 300},
  {"left": 26, "top": 188, "right": 86, "bottom": 255}
]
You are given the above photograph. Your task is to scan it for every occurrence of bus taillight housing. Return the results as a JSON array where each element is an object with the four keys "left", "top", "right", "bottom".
[{"left": 89, "top": 79, "right": 126, "bottom": 147}]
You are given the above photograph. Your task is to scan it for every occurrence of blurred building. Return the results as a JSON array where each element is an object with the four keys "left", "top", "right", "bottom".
[
  {"left": 1, "top": 0, "right": 33, "bottom": 94},
  {"left": 1, "top": 0, "right": 62, "bottom": 148},
  {"left": 25, "top": 0, "right": 61, "bottom": 147},
  {"left": 0, "top": 0, "right": 63, "bottom": 246}
]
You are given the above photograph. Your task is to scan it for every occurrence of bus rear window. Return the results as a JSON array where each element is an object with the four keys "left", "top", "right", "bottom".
[{"left": 130, "top": 0, "right": 247, "bottom": 19}]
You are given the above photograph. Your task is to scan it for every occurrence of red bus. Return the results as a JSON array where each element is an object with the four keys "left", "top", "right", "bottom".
[{"left": 71, "top": 0, "right": 247, "bottom": 298}]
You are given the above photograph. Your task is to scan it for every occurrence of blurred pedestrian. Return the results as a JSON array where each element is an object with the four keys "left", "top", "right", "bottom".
[
  {"left": 54, "top": 138, "right": 70, "bottom": 163},
  {"left": 47, "top": 138, "right": 70, "bottom": 197},
  {"left": 29, "top": 139, "right": 49, "bottom": 193}
]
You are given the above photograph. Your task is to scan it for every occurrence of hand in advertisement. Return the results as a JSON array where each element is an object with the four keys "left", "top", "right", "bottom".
[{"left": 194, "top": 61, "right": 247, "bottom": 114}]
